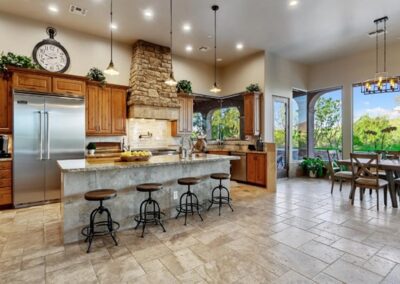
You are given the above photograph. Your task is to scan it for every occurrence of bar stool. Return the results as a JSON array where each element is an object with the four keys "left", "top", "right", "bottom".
[
  {"left": 176, "top": 177, "right": 203, "bottom": 225},
  {"left": 134, "top": 183, "right": 166, "bottom": 238},
  {"left": 207, "top": 173, "right": 234, "bottom": 216},
  {"left": 81, "top": 189, "right": 120, "bottom": 253}
]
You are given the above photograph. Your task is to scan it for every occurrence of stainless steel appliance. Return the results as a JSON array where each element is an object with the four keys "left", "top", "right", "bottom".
[
  {"left": 13, "top": 93, "right": 85, "bottom": 206},
  {"left": 230, "top": 151, "right": 247, "bottom": 182}
]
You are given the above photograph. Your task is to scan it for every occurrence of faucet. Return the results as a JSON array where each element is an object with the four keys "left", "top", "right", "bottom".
[{"left": 121, "top": 138, "right": 130, "bottom": 152}]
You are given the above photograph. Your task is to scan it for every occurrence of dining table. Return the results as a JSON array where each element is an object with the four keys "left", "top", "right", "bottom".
[{"left": 337, "top": 158, "right": 400, "bottom": 208}]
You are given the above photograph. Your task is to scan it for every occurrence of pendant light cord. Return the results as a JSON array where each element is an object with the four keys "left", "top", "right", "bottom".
[
  {"left": 110, "top": 0, "right": 113, "bottom": 63},
  {"left": 384, "top": 18, "right": 387, "bottom": 73},
  {"left": 214, "top": 6, "right": 217, "bottom": 85},
  {"left": 170, "top": 0, "right": 173, "bottom": 53},
  {"left": 376, "top": 21, "right": 378, "bottom": 74}
]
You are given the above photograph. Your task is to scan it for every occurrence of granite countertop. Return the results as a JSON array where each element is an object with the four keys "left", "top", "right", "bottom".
[
  {"left": 207, "top": 149, "right": 267, "bottom": 154},
  {"left": 58, "top": 154, "right": 239, "bottom": 173},
  {"left": 0, "top": 158, "right": 12, "bottom": 162}
]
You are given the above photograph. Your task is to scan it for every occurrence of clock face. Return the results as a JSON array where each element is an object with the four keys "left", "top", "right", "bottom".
[{"left": 34, "top": 42, "right": 70, "bottom": 73}]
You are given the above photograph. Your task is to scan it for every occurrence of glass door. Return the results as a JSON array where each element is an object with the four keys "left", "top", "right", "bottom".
[{"left": 273, "top": 96, "right": 289, "bottom": 178}]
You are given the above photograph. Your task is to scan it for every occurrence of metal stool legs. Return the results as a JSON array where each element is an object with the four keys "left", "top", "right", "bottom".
[
  {"left": 134, "top": 192, "right": 166, "bottom": 237},
  {"left": 82, "top": 200, "right": 120, "bottom": 253},
  {"left": 176, "top": 185, "right": 203, "bottom": 225},
  {"left": 207, "top": 179, "right": 234, "bottom": 216}
]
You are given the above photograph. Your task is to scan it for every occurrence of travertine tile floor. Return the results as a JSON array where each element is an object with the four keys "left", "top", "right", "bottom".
[{"left": 1, "top": 178, "right": 400, "bottom": 283}]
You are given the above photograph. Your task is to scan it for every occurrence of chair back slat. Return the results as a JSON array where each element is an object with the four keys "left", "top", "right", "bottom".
[
  {"left": 350, "top": 153, "right": 380, "bottom": 185},
  {"left": 327, "top": 150, "right": 337, "bottom": 179}
]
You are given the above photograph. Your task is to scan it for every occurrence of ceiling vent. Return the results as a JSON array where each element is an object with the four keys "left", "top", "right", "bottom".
[
  {"left": 199, "top": 46, "right": 209, "bottom": 52},
  {"left": 69, "top": 5, "right": 88, "bottom": 16}
]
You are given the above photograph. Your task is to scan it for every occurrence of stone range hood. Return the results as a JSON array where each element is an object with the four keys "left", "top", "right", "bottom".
[{"left": 128, "top": 40, "right": 179, "bottom": 120}]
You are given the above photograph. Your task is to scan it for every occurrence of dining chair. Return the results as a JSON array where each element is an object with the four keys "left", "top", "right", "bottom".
[
  {"left": 350, "top": 153, "right": 388, "bottom": 210},
  {"left": 327, "top": 150, "right": 352, "bottom": 194}
]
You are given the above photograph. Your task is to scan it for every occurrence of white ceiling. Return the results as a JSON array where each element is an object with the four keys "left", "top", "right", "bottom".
[{"left": 1, "top": 0, "right": 400, "bottom": 66}]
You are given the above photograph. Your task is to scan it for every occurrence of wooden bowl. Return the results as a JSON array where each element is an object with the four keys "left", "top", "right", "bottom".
[{"left": 120, "top": 155, "right": 151, "bottom": 162}]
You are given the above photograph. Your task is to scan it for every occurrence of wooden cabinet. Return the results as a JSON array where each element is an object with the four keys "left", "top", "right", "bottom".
[
  {"left": 52, "top": 77, "right": 86, "bottom": 97},
  {"left": 0, "top": 77, "right": 12, "bottom": 133},
  {"left": 247, "top": 153, "right": 266, "bottom": 186},
  {"left": 86, "top": 83, "right": 127, "bottom": 136},
  {"left": 244, "top": 93, "right": 261, "bottom": 136},
  {"left": 111, "top": 88, "right": 127, "bottom": 135},
  {"left": 12, "top": 72, "right": 51, "bottom": 93},
  {"left": 172, "top": 94, "right": 193, "bottom": 136},
  {"left": 0, "top": 161, "right": 12, "bottom": 206},
  {"left": 208, "top": 150, "right": 230, "bottom": 155}
]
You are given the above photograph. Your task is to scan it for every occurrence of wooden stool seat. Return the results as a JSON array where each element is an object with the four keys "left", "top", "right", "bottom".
[
  {"left": 210, "top": 173, "right": 230, "bottom": 180},
  {"left": 137, "top": 183, "right": 163, "bottom": 192},
  {"left": 85, "top": 189, "right": 117, "bottom": 201},
  {"left": 178, "top": 177, "right": 201, "bottom": 186}
]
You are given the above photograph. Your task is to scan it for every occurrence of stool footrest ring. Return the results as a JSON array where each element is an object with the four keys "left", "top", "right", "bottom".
[{"left": 81, "top": 221, "right": 120, "bottom": 237}]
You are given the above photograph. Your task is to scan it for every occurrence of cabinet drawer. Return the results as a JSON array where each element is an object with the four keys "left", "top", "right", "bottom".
[
  {"left": 0, "top": 187, "right": 12, "bottom": 205},
  {"left": 13, "top": 72, "right": 51, "bottom": 93},
  {"left": 0, "top": 161, "right": 11, "bottom": 170},
  {"left": 0, "top": 169, "right": 11, "bottom": 179},
  {"left": 52, "top": 77, "right": 86, "bottom": 97},
  {"left": 0, "top": 178, "right": 11, "bottom": 188}
]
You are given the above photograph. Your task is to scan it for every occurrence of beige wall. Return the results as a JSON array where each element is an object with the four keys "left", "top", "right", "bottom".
[
  {"left": 264, "top": 52, "right": 309, "bottom": 143},
  {"left": 220, "top": 52, "right": 265, "bottom": 95},
  {"left": 0, "top": 12, "right": 132, "bottom": 85},
  {"left": 172, "top": 55, "right": 216, "bottom": 96},
  {"left": 308, "top": 42, "right": 400, "bottom": 158}
]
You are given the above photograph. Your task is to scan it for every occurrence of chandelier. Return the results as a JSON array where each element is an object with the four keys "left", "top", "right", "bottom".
[{"left": 361, "top": 16, "right": 399, "bottom": 95}]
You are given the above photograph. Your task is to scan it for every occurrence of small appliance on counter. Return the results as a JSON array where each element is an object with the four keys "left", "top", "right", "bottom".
[{"left": 0, "top": 135, "right": 11, "bottom": 158}]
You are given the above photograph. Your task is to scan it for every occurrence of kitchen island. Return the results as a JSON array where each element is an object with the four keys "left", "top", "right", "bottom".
[{"left": 58, "top": 154, "right": 238, "bottom": 243}]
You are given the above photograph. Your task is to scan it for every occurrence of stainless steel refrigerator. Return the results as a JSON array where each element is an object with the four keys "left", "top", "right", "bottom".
[{"left": 13, "top": 93, "right": 85, "bottom": 206}]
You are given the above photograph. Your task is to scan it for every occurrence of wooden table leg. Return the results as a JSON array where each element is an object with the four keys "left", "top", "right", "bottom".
[{"left": 386, "top": 170, "right": 398, "bottom": 208}]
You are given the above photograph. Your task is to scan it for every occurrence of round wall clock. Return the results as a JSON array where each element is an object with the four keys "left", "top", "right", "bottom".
[{"left": 33, "top": 27, "right": 70, "bottom": 73}]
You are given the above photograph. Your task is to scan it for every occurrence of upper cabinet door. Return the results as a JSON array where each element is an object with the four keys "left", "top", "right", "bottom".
[
  {"left": 111, "top": 88, "right": 127, "bottom": 135},
  {"left": 0, "top": 77, "right": 11, "bottom": 133},
  {"left": 98, "top": 87, "right": 112, "bottom": 134},
  {"left": 52, "top": 77, "right": 86, "bottom": 97},
  {"left": 186, "top": 97, "right": 194, "bottom": 133},
  {"left": 86, "top": 84, "right": 100, "bottom": 134},
  {"left": 12, "top": 72, "right": 51, "bottom": 93},
  {"left": 244, "top": 93, "right": 261, "bottom": 136}
]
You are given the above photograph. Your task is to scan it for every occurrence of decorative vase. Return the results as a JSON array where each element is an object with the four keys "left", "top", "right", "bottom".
[
  {"left": 309, "top": 170, "right": 317, "bottom": 178},
  {"left": 88, "top": 149, "right": 95, "bottom": 155}
]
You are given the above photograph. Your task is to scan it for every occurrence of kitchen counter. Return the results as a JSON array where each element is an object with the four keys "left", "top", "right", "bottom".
[
  {"left": 0, "top": 158, "right": 12, "bottom": 162},
  {"left": 59, "top": 154, "right": 237, "bottom": 243}
]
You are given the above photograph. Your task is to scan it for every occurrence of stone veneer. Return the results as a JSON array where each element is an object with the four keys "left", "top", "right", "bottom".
[{"left": 128, "top": 40, "right": 179, "bottom": 119}]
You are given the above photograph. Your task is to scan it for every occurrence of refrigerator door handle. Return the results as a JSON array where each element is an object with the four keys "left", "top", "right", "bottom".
[
  {"left": 45, "top": 111, "right": 50, "bottom": 160},
  {"left": 38, "top": 111, "right": 43, "bottom": 160}
]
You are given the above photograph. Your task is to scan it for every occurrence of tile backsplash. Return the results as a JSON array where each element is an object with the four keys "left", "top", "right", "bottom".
[{"left": 127, "top": 118, "right": 179, "bottom": 149}]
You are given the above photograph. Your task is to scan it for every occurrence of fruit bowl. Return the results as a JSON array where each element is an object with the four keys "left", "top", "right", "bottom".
[{"left": 120, "top": 151, "right": 152, "bottom": 162}]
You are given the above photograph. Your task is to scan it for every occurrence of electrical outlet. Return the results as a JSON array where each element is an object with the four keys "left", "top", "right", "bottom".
[{"left": 173, "top": 191, "right": 178, "bottom": 200}]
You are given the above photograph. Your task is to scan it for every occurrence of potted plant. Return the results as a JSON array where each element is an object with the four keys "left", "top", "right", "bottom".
[
  {"left": 0, "top": 52, "right": 38, "bottom": 77},
  {"left": 300, "top": 157, "right": 325, "bottom": 178},
  {"left": 176, "top": 80, "right": 192, "bottom": 94},
  {"left": 86, "top": 67, "right": 107, "bottom": 85},
  {"left": 86, "top": 142, "right": 96, "bottom": 155},
  {"left": 245, "top": 83, "right": 261, "bottom": 94}
]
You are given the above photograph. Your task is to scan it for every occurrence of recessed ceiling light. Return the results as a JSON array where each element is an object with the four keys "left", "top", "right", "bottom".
[
  {"left": 236, "top": 43, "right": 244, "bottom": 50},
  {"left": 289, "top": 0, "right": 299, "bottom": 7},
  {"left": 182, "top": 23, "right": 191, "bottom": 32},
  {"left": 217, "top": 58, "right": 223, "bottom": 62},
  {"left": 48, "top": 5, "right": 59, "bottom": 13},
  {"left": 110, "top": 23, "right": 118, "bottom": 30},
  {"left": 185, "top": 45, "right": 193, "bottom": 52},
  {"left": 143, "top": 9, "right": 154, "bottom": 20}
]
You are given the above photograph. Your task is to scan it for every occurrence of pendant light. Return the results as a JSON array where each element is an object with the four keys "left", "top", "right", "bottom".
[
  {"left": 210, "top": 5, "right": 221, "bottom": 93},
  {"left": 104, "top": 0, "right": 119, "bottom": 76},
  {"left": 165, "top": 0, "right": 177, "bottom": 86},
  {"left": 362, "top": 16, "right": 399, "bottom": 94}
]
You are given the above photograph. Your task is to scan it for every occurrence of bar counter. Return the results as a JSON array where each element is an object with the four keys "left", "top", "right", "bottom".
[{"left": 58, "top": 154, "right": 238, "bottom": 243}]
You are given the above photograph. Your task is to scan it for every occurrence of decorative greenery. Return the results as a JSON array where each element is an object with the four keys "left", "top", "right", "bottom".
[
  {"left": 246, "top": 83, "right": 261, "bottom": 93},
  {"left": 176, "top": 80, "right": 192, "bottom": 94},
  {"left": 86, "top": 67, "right": 107, "bottom": 85},
  {"left": 300, "top": 157, "right": 325, "bottom": 177},
  {"left": 86, "top": 142, "right": 96, "bottom": 150},
  {"left": 0, "top": 52, "right": 39, "bottom": 74}
]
